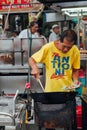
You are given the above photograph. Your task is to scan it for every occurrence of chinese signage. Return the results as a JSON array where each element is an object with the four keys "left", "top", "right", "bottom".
[{"left": 0, "top": 0, "right": 41, "bottom": 13}]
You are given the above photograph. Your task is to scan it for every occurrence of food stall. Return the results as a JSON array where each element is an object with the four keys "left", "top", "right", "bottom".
[
  {"left": 0, "top": 0, "right": 43, "bottom": 32},
  {"left": 1, "top": 0, "right": 87, "bottom": 130}
]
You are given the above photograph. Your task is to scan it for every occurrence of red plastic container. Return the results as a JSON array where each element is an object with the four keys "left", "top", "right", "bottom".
[
  {"left": 79, "top": 69, "right": 85, "bottom": 78},
  {"left": 76, "top": 106, "right": 82, "bottom": 129}
]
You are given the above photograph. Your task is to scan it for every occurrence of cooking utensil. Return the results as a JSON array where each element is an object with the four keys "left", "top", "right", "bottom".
[{"left": 37, "top": 79, "right": 45, "bottom": 92}]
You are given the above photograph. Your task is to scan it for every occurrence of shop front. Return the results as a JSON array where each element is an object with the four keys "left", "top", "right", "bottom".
[{"left": 0, "top": 0, "right": 43, "bottom": 33}]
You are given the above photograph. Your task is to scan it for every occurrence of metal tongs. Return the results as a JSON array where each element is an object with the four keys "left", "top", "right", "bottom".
[{"left": 37, "top": 78, "right": 45, "bottom": 92}]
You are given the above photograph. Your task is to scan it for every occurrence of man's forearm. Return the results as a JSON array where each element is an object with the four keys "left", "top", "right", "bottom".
[
  {"left": 72, "top": 69, "right": 79, "bottom": 82},
  {"left": 29, "top": 57, "right": 40, "bottom": 79},
  {"left": 29, "top": 57, "right": 37, "bottom": 68}
]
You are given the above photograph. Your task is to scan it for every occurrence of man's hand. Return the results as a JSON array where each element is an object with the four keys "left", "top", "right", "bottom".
[
  {"left": 29, "top": 57, "right": 40, "bottom": 79},
  {"left": 73, "top": 80, "right": 82, "bottom": 87},
  {"left": 31, "top": 65, "right": 40, "bottom": 79}
]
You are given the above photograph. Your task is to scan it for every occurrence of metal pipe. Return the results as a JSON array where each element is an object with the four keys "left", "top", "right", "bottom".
[
  {"left": 77, "top": 11, "right": 80, "bottom": 48},
  {"left": 0, "top": 112, "right": 15, "bottom": 125},
  {"left": 31, "top": 99, "right": 34, "bottom": 117},
  {"left": 13, "top": 89, "right": 19, "bottom": 116}
]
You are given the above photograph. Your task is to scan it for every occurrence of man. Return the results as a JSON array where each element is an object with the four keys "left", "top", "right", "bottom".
[
  {"left": 18, "top": 21, "right": 39, "bottom": 38},
  {"left": 29, "top": 29, "right": 81, "bottom": 92},
  {"left": 49, "top": 24, "right": 60, "bottom": 42}
]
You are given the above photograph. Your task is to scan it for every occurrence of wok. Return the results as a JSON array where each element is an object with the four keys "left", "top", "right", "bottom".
[
  {"left": 29, "top": 92, "right": 77, "bottom": 104},
  {"left": 29, "top": 92, "right": 77, "bottom": 129}
]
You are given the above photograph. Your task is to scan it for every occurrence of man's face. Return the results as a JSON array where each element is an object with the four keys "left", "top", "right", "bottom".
[
  {"left": 59, "top": 38, "right": 74, "bottom": 53},
  {"left": 31, "top": 23, "right": 38, "bottom": 34},
  {"left": 53, "top": 27, "right": 59, "bottom": 34}
]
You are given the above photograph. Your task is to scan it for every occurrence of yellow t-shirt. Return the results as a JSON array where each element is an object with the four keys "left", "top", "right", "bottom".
[{"left": 32, "top": 42, "right": 80, "bottom": 92}]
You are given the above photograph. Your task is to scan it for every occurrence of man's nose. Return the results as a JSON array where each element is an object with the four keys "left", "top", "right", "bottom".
[
  {"left": 64, "top": 47, "right": 69, "bottom": 51},
  {"left": 63, "top": 47, "right": 69, "bottom": 52}
]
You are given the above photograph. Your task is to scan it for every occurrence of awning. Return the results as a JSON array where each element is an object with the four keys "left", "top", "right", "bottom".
[
  {"left": 37, "top": 0, "right": 87, "bottom": 17},
  {"left": 37, "top": 0, "right": 87, "bottom": 4}
]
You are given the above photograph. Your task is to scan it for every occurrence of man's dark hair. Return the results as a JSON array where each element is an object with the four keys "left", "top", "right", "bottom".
[
  {"left": 60, "top": 29, "right": 77, "bottom": 44},
  {"left": 37, "top": 28, "right": 42, "bottom": 35},
  {"left": 29, "top": 21, "right": 38, "bottom": 28}
]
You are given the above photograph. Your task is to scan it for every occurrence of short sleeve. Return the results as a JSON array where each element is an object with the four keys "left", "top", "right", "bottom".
[{"left": 72, "top": 47, "right": 80, "bottom": 69}]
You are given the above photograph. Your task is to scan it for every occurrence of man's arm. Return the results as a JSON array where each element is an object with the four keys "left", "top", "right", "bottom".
[
  {"left": 36, "top": 5, "right": 45, "bottom": 19},
  {"left": 72, "top": 68, "right": 80, "bottom": 85},
  {"left": 29, "top": 57, "right": 40, "bottom": 79}
]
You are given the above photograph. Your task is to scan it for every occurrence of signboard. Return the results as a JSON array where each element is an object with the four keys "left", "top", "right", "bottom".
[
  {"left": 0, "top": 0, "right": 31, "bottom": 4},
  {"left": 0, "top": 0, "right": 41, "bottom": 13}
]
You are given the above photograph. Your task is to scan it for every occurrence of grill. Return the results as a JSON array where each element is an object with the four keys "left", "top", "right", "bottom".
[{"left": 30, "top": 92, "right": 77, "bottom": 130}]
